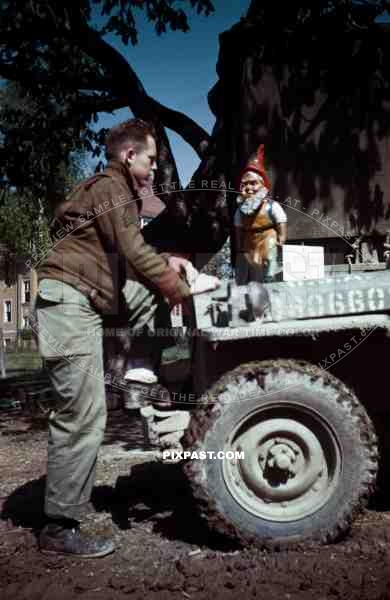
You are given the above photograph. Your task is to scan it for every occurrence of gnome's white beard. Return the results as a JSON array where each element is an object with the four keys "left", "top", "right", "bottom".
[{"left": 238, "top": 186, "right": 269, "bottom": 216}]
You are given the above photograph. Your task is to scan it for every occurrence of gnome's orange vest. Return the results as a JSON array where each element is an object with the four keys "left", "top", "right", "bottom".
[{"left": 239, "top": 201, "right": 277, "bottom": 266}]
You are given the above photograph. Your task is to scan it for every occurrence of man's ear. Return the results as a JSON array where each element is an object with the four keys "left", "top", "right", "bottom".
[
  {"left": 120, "top": 146, "right": 136, "bottom": 165},
  {"left": 126, "top": 148, "right": 136, "bottom": 166}
]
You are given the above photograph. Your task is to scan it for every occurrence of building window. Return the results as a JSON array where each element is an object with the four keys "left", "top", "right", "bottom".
[
  {"left": 3, "top": 300, "right": 12, "bottom": 323},
  {"left": 23, "top": 316, "right": 30, "bottom": 329},
  {"left": 23, "top": 280, "right": 31, "bottom": 304}
]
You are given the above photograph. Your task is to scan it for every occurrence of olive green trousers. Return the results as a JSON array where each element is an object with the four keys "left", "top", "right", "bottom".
[{"left": 34, "top": 278, "right": 160, "bottom": 520}]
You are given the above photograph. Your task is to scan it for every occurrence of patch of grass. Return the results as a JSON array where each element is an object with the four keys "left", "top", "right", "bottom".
[
  {"left": 5, "top": 352, "right": 43, "bottom": 373},
  {"left": 3, "top": 338, "right": 191, "bottom": 373}
]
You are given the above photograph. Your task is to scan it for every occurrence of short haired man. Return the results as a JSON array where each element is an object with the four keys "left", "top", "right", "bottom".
[{"left": 34, "top": 118, "right": 218, "bottom": 558}]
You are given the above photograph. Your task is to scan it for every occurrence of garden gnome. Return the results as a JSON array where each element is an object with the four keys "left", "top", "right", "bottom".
[{"left": 234, "top": 144, "right": 287, "bottom": 284}]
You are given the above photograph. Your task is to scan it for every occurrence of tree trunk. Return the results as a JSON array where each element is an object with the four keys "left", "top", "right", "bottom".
[{"left": 146, "top": 2, "right": 390, "bottom": 265}]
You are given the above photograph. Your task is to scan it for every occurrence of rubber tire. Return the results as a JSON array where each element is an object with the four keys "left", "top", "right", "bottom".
[{"left": 184, "top": 359, "right": 378, "bottom": 549}]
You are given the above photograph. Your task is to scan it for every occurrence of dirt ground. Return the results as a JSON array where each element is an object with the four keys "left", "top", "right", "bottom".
[{"left": 2, "top": 408, "right": 390, "bottom": 600}]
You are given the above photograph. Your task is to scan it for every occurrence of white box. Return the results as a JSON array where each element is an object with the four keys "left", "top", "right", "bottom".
[{"left": 282, "top": 245, "right": 324, "bottom": 281}]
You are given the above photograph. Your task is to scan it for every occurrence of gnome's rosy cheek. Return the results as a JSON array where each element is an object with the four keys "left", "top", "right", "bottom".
[{"left": 241, "top": 175, "right": 264, "bottom": 196}]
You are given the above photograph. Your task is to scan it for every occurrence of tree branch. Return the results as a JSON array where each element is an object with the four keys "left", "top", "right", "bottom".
[
  {"left": 77, "top": 92, "right": 210, "bottom": 158},
  {"left": 79, "top": 23, "right": 182, "bottom": 209},
  {"left": 2, "top": 9, "right": 215, "bottom": 233},
  {"left": 1, "top": 55, "right": 210, "bottom": 160},
  {"left": 0, "top": 61, "right": 111, "bottom": 91},
  {"left": 68, "top": 19, "right": 208, "bottom": 218},
  {"left": 1, "top": 22, "right": 211, "bottom": 159},
  {"left": 148, "top": 97, "right": 210, "bottom": 158}
]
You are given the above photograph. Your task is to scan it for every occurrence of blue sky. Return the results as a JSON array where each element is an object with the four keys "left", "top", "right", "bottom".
[{"left": 96, "top": 1, "right": 251, "bottom": 183}]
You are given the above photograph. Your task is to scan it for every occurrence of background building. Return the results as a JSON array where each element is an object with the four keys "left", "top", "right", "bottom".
[{"left": 0, "top": 247, "right": 37, "bottom": 348}]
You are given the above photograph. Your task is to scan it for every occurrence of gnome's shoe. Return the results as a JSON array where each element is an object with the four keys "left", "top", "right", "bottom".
[{"left": 39, "top": 523, "right": 115, "bottom": 558}]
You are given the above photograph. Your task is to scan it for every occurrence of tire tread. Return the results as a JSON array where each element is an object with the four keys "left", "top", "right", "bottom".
[{"left": 184, "top": 359, "right": 378, "bottom": 549}]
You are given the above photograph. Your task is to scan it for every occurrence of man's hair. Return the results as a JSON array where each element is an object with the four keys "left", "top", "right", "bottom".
[{"left": 105, "top": 118, "right": 156, "bottom": 160}]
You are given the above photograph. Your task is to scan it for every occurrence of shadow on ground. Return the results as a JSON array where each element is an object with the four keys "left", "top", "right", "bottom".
[
  {"left": 0, "top": 461, "right": 236, "bottom": 551},
  {"left": 1, "top": 477, "right": 46, "bottom": 532},
  {"left": 91, "top": 460, "right": 237, "bottom": 551}
]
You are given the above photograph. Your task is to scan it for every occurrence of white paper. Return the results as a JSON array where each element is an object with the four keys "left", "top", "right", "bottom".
[{"left": 282, "top": 245, "right": 324, "bottom": 281}]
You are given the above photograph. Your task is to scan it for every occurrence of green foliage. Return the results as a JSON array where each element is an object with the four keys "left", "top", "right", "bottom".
[
  {"left": 0, "top": 0, "right": 215, "bottom": 219},
  {"left": 94, "top": 1, "right": 214, "bottom": 44},
  {"left": 0, "top": 188, "right": 50, "bottom": 257},
  {"left": 20, "top": 329, "right": 34, "bottom": 341},
  {"left": 247, "top": 1, "right": 390, "bottom": 29},
  {"left": 0, "top": 82, "right": 87, "bottom": 258},
  {"left": 2, "top": 0, "right": 388, "bottom": 249},
  {"left": 0, "top": 83, "right": 92, "bottom": 205},
  {"left": 5, "top": 351, "right": 42, "bottom": 371}
]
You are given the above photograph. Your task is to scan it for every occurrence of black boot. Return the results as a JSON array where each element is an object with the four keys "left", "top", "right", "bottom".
[{"left": 39, "top": 519, "right": 115, "bottom": 558}]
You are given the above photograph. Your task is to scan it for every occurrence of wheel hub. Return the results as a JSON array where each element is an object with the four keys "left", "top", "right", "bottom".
[
  {"left": 265, "top": 442, "right": 296, "bottom": 475},
  {"left": 223, "top": 409, "right": 341, "bottom": 522}
]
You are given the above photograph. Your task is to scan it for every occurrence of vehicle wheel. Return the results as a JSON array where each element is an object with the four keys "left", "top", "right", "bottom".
[{"left": 184, "top": 359, "right": 378, "bottom": 548}]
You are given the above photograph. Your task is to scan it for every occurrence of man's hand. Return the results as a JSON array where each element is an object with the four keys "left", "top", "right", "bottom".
[
  {"left": 167, "top": 255, "right": 191, "bottom": 275},
  {"left": 189, "top": 273, "right": 221, "bottom": 295},
  {"left": 166, "top": 255, "right": 221, "bottom": 299}
]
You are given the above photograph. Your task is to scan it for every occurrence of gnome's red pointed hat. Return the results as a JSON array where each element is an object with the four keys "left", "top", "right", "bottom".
[{"left": 239, "top": 144, "right": 271, "bottom": 190}]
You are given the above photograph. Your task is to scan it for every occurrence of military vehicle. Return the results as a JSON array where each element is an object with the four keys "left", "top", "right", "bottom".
[
  {"left": 15, "top": 263, "right": 390, "bottom": 549},
  {"left": 168, "top": 265, "right": 390, "bottom": 548}
]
